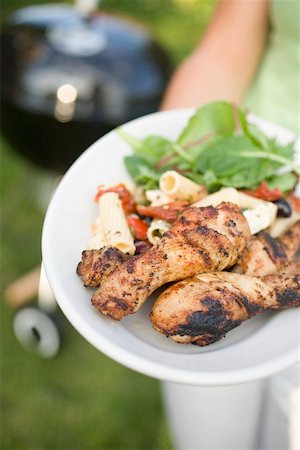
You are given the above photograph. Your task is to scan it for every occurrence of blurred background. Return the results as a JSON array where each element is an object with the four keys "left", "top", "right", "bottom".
[{"left": 1, "top": 1, "right": 216, "bottom": 448}]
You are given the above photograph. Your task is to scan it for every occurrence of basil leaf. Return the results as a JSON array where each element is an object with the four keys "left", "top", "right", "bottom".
[
  {"left": 265, "top": 138, "right": 295, "bottom": 160},
  {"left": 242, "top": 122, "right": 270, "bottom": 149},
  {"left": 265, "top": 172, "right": 297, "bottom": 192},
  {"left": 177, "top": 101, "right": 237, "bottom": 147},
  {"left": 117, "top": 128, "right": 172, "bottom": 166},
  {"left": 195, "top": 136, "right": 291, "bottom": 189},
  {"left": 124, "top": 156, "right": 160, "bottom": 190},
  {"left": 202, "top": 170, "right": 221, "bottom": 192},
  {"left": 119, "top": 101, "right": 298, "bottom": 193}
]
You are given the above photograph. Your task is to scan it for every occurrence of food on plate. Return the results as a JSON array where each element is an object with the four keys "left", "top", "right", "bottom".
[
  {"left": 193, "top": 187, "right": 278, "bottom": 235},
  {"left": 77, "top": 247, "right": 128, "bottom": 287},
  {"left": 77, "top": 101, "right": 300, "bottom": 345},
  {"left": 119, "top": 101, "right": 299, "bottom": 193},
  {"left": 233, "top": 220, "right": 300, "bottom": 276},
  {"left": 147, "top": 219, "right": 171, "bottom": 244},
  {"left": 145, "top": 189, "right": 172, "bottom": 206},
  {"left": 273, "top": 198, "right": 292, "bottom": 218},
  {"left": 78, "top": 221, "right": 300, "bottom": 289},
  {"left": 150, "top": 263, "right": 300, "bottom": 346},
  {"left": 90, "top": 192, "right": 135, "bottom": 255},
  {"left": 268, "top": 197, "right": 300, "bottom": 237},
  {"left": 126, "top": 215, "right": 149, "bottom": 240},
  {"left": 136, "top": 201, "right": 188, "bottom": 223},
  {"left": 94, "top": 183, "right": 135, "bottom": 213},
  {"left": 159, "top": 170, "right": 207, "bottom": 202},
  {"left": 89, "top": 202, "right": 250, "bottom": 320}
]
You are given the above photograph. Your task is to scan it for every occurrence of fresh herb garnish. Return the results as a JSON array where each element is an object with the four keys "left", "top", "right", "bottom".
[{"left": 117, "top": 101, "right": 299, "bottom": 193}]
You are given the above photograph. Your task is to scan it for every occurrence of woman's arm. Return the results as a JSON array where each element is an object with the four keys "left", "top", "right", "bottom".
[{"left": 161, "top": 0, "right": 269, "bottom": 110}]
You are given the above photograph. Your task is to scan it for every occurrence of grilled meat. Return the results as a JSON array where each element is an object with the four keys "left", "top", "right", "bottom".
[
  {"left": 78, "top": 221, "right": 300, "bottom": 287},
  {"left": 233, "top": 220, "right": 300, "bottom": 276},
  {"left": 280, "top": 220, "right": 300, "bottom": 260},
  {"left": 77, "top": 246, "right": 128, "bottom": 287},
  {"left": 91, "top": 202, "right": 250, "bottom": 320},
  {"left": 151, "top": 263, "right": 300, "bottom": 346}
]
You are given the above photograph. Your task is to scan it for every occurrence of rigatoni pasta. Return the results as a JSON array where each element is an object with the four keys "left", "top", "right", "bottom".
[
  {"left": 193, "top": 187, "right": 278, "bottom": 235},
  {"left": 88, "top": 216, "right": 107, "bottom": 249},
  {"left": 159, "top": 170, "right": 207, "bottom": 202},
  {"left": 91, "top": 216, "right": 105, "bottom": 236},
  {"left": 98, "top": 192, "right": 135, "bottom": 255},
  {"left": 87, "top": 233, "right": 107, "bottom": 250},
  {"left": 145, "top": 189, "right": 172, "bottom": 206},
  {"left": 147, "top": 219, "right": 171, "bottom": 244},
  {"left": 268, "top": 210, "right": 300, "bottom": 238}
]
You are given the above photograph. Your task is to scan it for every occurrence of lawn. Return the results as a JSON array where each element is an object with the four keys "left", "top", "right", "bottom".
[{"left": 1, "top": 1, "right": 215, "bottom": 448}]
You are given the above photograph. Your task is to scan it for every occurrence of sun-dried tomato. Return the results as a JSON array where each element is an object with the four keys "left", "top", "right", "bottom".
[
  {"left": 127, "top": 215, "right": 149, "bottom": 240},
  {"left": 94, "top": 183, "right": 135, "bottom": 213},
  {"left": 243, "top": 182, "right": 282, "bottom": 201},
  {"left": 136, "top": 201, "right": 188, "bottom": 223}
]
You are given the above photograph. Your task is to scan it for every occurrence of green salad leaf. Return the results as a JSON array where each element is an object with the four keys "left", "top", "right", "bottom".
[
  {"left": 117, "top": 129, "right": 173, "bottom": 166},
  {"left": 264, "top": 172, "right": 297, "bottom": 192},
  {"left": 118, "top": 101, "right": 299, "bottom": 193},
  {"left": 177, "top": 101, "right": 237, "bottom": 146},
  {"left": 124, "top": 156, "right": 161, "bottom": 191}
]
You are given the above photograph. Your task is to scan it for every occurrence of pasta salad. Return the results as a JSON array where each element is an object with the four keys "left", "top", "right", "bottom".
[{"left": 86, "top": 101, "right": 300, "bottom": 255}]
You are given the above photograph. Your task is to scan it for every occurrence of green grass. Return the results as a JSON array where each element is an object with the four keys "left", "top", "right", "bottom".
[
  {"left": 1, "top": 1, "right": 215, "bottom": 448},
  {"left": 1, "top": 142, "right": 171, "bottom": 450},
  {"left": 2, "top": 285, "right": 169, "bottom": 449}
]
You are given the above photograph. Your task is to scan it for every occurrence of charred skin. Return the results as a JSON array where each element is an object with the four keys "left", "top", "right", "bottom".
[
  {"left": 77, "top": 246, "right": 128, "bottom": 287},
  {"left": 78, "top": 221, "right": 300, "bottom": 286},
  {"left": 77, "top": 221, "right": 299, "bottom": 285},
  {"left": 280, "top": 220, "right": 300, "bottom": 261},
  {"left": 233, "top": 220, "right": 300, "bottom": 276},
  {"left": 91, "top": 202, "right": 250, "bottom": 320},
  {"left": 263, "top": 264, "right": 300, "bottom": 309},
  {"left": 151, "top": 263, "right": 300, "bottom": 346}
]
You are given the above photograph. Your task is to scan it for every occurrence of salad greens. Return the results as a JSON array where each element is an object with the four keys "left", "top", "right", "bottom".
[{"left": 117, "top": 101, "right": 299, "bottom": 193}]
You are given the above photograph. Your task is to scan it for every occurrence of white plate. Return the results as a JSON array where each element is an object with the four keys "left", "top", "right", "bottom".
[{"left": 42, "top": 109, "right": 300, "bottom": 386}]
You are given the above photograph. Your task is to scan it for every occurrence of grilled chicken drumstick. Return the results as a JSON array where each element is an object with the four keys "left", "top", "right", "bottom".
[
  {"left": 78, "top": 221, "right": 300, "bottom": 287},
  {"left": 151, "top": 263, "right": 300, "bottom": 346},
  {"left": 77, "top": 246, "right": 128, "bottom": 287},
  {"left": 90, "top": 202, "right": 250, "bottom": 320},
  {"left": 234, "top": 220, "right": 300, "bottom": 276}
]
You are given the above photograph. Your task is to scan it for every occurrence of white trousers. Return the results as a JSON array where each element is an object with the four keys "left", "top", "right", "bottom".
[{"left": 161, "top": 363, "right": 299, "bottom": 450}]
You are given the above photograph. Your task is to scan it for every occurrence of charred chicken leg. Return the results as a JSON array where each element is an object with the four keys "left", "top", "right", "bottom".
[
  {"left": 77, "top": 246, "right": 128, "bottom": 287},
  {"left": 90, "top": 202, "right": 250, "bottom": 320},
  {"left": 151, "top": 263, "right": 300, "bottom": 346},
  {"left": 234, "top": 220, "right": 300, "bottom": 276},
  {"left": 78, "top": 221, "right": 300, "bottom": 287}
]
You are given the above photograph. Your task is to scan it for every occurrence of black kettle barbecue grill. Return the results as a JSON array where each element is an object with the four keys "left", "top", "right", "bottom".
[
  {"left": 1, "top": 2, "right": 172, "bottom": 357},
  {"left": 1, "top": 3, "right": 172, "bottom": 172}
]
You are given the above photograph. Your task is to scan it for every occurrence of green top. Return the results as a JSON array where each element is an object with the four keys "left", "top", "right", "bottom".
[{"left": 244, "top": 0, "right": 300, "bottom": 135}]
